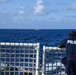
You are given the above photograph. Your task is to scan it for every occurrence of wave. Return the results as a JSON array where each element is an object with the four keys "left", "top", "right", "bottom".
[{"left": 46, "top": 61, "right": 66, "bottom": 75}]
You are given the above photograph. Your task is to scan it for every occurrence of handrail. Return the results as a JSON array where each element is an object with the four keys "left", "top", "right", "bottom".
[
  {"left": 0, "top": 42, "right": 40, "bottom": 75},
  {"left": 42, "top": 46, "right": 66, "bottom": 75},
  {"left": 0, "top": 42, "right": 37, "bottom": 46}
]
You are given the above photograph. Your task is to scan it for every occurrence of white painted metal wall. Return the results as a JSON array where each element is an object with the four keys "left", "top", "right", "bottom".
[{"left": 0, "top": 42, "right": 40, "bottom": 75}]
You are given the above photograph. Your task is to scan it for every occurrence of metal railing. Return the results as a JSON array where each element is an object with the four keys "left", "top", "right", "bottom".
[
  {"left": 42, "top": 46, "right": 66, "bottom": 75},
  {"left": 0, "top": 42, "right": 40, "bottom": 75}
]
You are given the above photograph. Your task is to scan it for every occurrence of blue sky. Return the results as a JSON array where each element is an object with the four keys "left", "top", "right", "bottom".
[{"left": 0, "top": 0, "right": 76, "bottom": 29}]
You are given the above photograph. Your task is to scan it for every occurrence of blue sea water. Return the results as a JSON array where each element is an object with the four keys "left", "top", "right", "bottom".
[
  {"left": 0, "top": 29, "right": 72, "bottom": 45},
  {"left": 0, "top": 29, "right": 76, "bottom": 75}
]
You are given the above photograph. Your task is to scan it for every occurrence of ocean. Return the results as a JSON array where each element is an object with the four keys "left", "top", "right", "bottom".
[
  {"left": 0, "top": 29, "right": 76, "bottom": 75},
  {"left": 0, "top": 29, "right": 71, "bottom": 45}
]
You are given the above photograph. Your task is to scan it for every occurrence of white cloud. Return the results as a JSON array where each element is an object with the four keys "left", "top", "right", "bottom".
[
  {"left": 64, "top": 15, "right": 76, "bottom": 19},
  {"left": 0, "top": 8, "right": 30, "bottom": 23},
  {"left": 19, "top": 6, "right": 25, "bottom": 15},
  {"left": 72, "top": 3, "right": 76, "bottom": 9},
  {"left": 33, "top": 0, "right": 44, "bottom": 14},
  {"left": 56, "top": 2, "right": 68, "bottom": 6},
  {"left": 0, "top": 0, "right": 10, "bottom": 3},
  {"left": 64, "top": 3, "right": 76, "bottom": 11},
  {"left": 33, "top": 0, "right": 59, "bottom": 16},
  {"left": 62, "top": 15, "right": 76, "bottom": 22}
]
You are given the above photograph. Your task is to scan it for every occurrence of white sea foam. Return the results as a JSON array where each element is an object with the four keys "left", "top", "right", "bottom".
[
  {"left": 46, "top": 61, "right": 64, "bottom": 71},
  {"left": 53, "top": 71, "right": 67, "bottom": 75},
  {"left": 46, "top": 61, "right": 66, "bottom": 75},
  {"left": 0, "top": 61, "right": 66, "bottom": 75},
  {"left": 0, "top": 62, "right": 7, "bottom": 70},
  {"left": 0, "top": 62, "right": 7, "bottom": 66}
]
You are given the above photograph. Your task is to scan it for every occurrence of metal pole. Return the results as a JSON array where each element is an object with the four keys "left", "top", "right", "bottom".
[
  {"left": 36, "top": 43, "right": 40, "bottom": 75},
  {"left": 42, "top": 46, "right": 46, "bottom": 75}
]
